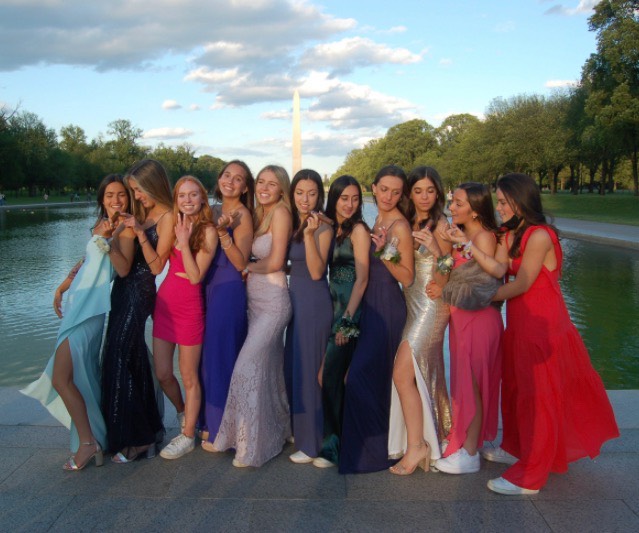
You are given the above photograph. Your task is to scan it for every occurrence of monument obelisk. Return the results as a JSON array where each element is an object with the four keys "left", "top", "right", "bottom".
[{"left": 292, "top": 89, "right": 301, "bottom": 176}]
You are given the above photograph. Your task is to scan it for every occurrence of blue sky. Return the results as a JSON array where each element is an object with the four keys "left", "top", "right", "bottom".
[{"left": 0, "top": 0, "right": 598, "bottom": 179}]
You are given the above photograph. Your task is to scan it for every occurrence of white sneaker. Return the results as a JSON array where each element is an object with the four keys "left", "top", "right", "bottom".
[
  {"left": 312, "top": 457, "right": 335, "bottom": 468},
  {"left": 160, "top": 433, "right": 195, "bottom": 460},
  {"left": 487, "top": 476, "right": 539, "bottom": 495},
  {"left": 289, "top": 450, "right": 314, "bottom": 464},
  {"left": 480, "top": 445, "right": 517, "bottom": 465},
  {"left": 435, "top": 447, "right": 480, "bottom": 474}
]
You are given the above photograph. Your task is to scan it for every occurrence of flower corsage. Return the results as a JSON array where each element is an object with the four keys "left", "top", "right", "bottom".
[
  {"left": 374, "top": 236, "right": 401, "bottom": 264},
  {"left": 436, "top": 254, "right": 454, "bottom": 274},
  {"left": 453, "top": 240, "right": 473, "bottom": 260},
  {"left": 94, "top": 235, "right": 111, "bottom": 255},
  {"left": 336, "top": 312, "right": 360, "bottom": 339}
]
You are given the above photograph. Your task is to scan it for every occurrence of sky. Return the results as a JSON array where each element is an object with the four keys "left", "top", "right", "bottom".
[{"left": 0, "top": 0, "right": 600, "bottom": 179}]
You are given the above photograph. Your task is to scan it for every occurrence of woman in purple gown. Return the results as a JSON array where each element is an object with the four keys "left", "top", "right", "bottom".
[
  {"left": 199, "top": 160, "right": 255, "bottom": 451},
  {"left": 284, "top": 169, "right": 334, "bottom": 464},
  {"left": 339, "top": 165, "right": 414, "bottom": 474}
]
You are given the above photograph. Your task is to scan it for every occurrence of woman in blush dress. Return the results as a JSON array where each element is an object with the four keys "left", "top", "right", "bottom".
[
  {"left": 284, "top": 169, "right": 334, "bottom": 464},
  {"left": 155, "top": 176, "right": 218, "bottom": 460},
  {"left": 339, "top": 165, "right": 415, "bottom": 475},
  {"left": 213, "top": 165, "right": 293, "bottom": 468},
  {"left": 458, "top": 173, "right": 619, "bottom": 495},
  {"left": 102, "top": 159, "right": 174, "bottom": 463},
  {"left": 388, "top": 166, "right": 452, "bottom": 475},
  {"left": 313, "top": 175, "right": 370, "bottom": 469},
  {"left": 433, "top": 183, "right": 503, "bottom": 475},
  {"left": 199, "top": 160, "right": 254, "bottom": 451},
  {"left": 22, "top": 174, "right": 135, "bottom": 470}
]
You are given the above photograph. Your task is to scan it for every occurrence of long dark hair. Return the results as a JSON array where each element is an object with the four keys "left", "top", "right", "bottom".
[
  {"left": 214, "top": 159, "right": 255, "bottom": 213},
  {"left": 325, "top": 175, "right": 369, "bottom": 245},
  {"left": 497, "top": 173, "right": 558, "bottom": 258},
  {"left": 96, "top": 174, "right": 129, "bottom": 219},
  {"left": 456, "top": 182, "right": 499, "bottom": 232},
  {"left": 407, "top": 166, "right": 446, "bottom": 230},
  {"left": 372, "top": 165, "right": 410, "bottom": 218},
  {"left": 290, "top": 168, "right": 325, "bottom": 243}
]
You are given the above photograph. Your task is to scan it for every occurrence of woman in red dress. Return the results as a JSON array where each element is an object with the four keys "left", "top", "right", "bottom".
[{"left": 453, "top": 173, "right": 619, "bottom": 494}]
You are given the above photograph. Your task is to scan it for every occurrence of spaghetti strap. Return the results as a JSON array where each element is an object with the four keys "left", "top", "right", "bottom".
[{"left": 155, "top": 210, "right": 171, "bottom": 223}]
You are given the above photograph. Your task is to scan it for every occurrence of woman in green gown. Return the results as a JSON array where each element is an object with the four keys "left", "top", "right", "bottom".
[{"left": 314, "top": 175, "right": 371, "bottom": 468}]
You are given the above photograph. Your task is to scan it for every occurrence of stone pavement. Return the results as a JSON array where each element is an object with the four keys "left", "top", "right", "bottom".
[
  {"left": 0, "top": 387, "right": 637, "bottom": 532},
  {"left": 554, "top": 218, "right": 639, "bottom": 250}
]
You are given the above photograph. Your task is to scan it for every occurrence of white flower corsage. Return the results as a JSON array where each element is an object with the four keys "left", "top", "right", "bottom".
[{"left": 94, "top": 236, "right": 111, "bottom": 255}]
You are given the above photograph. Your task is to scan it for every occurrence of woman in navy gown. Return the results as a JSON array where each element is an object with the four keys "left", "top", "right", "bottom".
[
  {"left": 339, "top": 165, "right": 414, "bottom": 474},
  {"left": 284, "top": 169, "right": 334, "bottom": 464},
  {"left": 199, "top": 160, "right": 255, "bottom": 451}
]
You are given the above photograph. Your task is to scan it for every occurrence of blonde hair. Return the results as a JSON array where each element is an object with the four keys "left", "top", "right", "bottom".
[
  {"left": 173, "top": 175, "right": 214, "bottom": 253},
  {"left": 254, "top": 165, "right": 291, "bottom": 237},
  {"left": 126, "top": 159, "right": 173, "bottom": 222}
]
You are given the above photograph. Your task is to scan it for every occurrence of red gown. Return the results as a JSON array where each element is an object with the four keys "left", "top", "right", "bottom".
[{"left": 500, "top": 226, "right": 619, "bottom": 490}]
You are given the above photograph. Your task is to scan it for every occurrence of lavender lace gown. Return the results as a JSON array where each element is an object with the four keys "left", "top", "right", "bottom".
[{"left": 213, "top": 233, "right": 292, "bottom": 466}]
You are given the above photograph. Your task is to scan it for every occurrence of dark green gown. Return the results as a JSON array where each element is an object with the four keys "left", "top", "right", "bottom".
[{"left": 318, "top": 235, "right": 362, "bottom": 464}]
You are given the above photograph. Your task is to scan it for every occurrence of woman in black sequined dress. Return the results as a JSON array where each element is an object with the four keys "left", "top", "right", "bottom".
[{"left": 101, "top": 159, "right": 175, "bottom": 463}]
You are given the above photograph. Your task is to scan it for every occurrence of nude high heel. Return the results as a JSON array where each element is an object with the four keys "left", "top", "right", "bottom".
[
  {"left": 63, "top": 441, "right": 104, "bottom": 471},
  {"left": 389, "top": 441, "right": 431, "bottom": 476}
]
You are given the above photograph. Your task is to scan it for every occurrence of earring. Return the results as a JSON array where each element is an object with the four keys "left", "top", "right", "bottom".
[{"left": 472, "top": 215, "right": 478, "bottom": 220}]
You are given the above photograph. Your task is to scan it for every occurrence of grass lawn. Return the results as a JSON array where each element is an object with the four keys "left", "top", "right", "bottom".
[{"left": 540, "top": 191, "right": 639, "bottom": 226}]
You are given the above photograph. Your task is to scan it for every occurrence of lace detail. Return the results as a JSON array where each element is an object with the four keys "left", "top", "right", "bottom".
[{"left": 213, "top": 233, "right": 292, "bottom": 466}]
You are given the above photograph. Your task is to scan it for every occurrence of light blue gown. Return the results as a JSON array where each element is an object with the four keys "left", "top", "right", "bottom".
[{"left": 21, "top": 235, "right": 113, "bottom": 452}]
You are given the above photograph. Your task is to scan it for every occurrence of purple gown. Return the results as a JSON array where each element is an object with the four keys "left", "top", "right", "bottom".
[
  {"left": 339, "top": 243, "right": 406, "bottom": 474},
  {"left": 284, "top": 238, "right": 333, "bottom": 457},
  {"left": 198, "top": 228, "right": 248, "bottom": 442}
]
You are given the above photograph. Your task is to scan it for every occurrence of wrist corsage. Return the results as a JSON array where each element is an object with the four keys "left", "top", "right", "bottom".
[
  {"left": 337, "top": 313, "right": 360, "bottom": 339},
  {"left": 374, "top": 236, "right": 401, "bottom": 264},
  {"left": 453, "top": 240, "right": 473, "bottom": 260},
  {"left": 436, "top": 254, "right": 454, "bottom": 274},
  {"left": 94, "top": 235, "right": 111, "bottom": 255}
]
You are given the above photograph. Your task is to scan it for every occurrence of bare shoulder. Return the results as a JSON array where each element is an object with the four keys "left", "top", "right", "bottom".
[{"left": 526, "top": 227, "right": 553, "bottom": 250}]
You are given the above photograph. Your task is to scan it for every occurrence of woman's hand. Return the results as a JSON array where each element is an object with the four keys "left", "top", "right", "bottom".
[
  {"left": 371, "top": 226, "right": 388, "bottom": 253},
  {"left": 303, "top": 212, "right": 321, "bottom": 237},
  {"left": 441, "top": 224, "right": 468, "bottom": 244},
  {"left": 425, "top": 280, "right": 442, "bottom": 300},
  {"left": 122, "top": 213, "right": 145, "bottom": 239},
  {"left": 217, "top": 210, "right": 238, "bottom": 229},
  {"left": 412, "top": 226, "right": 441, "bottom": 256},
  {"left": 335, "top": 331, "right": 349, "bottom": 347},
  {"left": 94, "top": 218, "right": 114, "bottom": 238},
  {"left": 53, "top": 289, "right": 63, "bottom": 318},
  {"left": 175, "top": 213, "right": 193, "bottom": 248}
]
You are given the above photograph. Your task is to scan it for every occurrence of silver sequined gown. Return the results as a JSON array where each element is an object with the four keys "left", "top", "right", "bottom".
[{"left": 388, "top": 247, "right": 452, "bottom": 458}]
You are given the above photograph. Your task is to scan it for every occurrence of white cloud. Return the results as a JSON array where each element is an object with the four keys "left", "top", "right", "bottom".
[
  {"left": 545, "top": 79, "right": 578, "bottom": 88},
  {"left": 143, "top": 127, "right": 193, "bottom": 139},
  {"left": 188, "top": 104, "right": 200, "bottom": 111},
  {"left": 162, "top": 99, "right": 181, "bottom": 110},
  {"left": 544, "top": 1, "right": 598, "bottom": 16},
  {"left": 299, "top": 37, "right": 422, "bottom": 75}
]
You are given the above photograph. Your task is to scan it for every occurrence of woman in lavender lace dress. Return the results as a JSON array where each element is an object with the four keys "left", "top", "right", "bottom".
[{"left": 213, "top": 165, "right": 293, "bottom": 467}]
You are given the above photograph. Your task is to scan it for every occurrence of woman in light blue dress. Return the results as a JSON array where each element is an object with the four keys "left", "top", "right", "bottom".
[{"left": 22, "top": 175, "right": 136, "bottom": 470}]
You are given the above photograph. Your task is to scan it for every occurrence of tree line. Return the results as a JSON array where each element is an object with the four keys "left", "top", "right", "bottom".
[
  {"left": 0, "top": 114, "right": 225, "bottom": 197},
  {"left": 333, "top": 1, "right": 639, "bottom": 196}
]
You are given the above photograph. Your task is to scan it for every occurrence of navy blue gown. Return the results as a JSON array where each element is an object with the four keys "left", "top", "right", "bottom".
[
  {"left": 339, "top": 243, "right": 406, "bottom": 473},
  {"left": 199, "top": 227, "right": 248, "bottom": 442}
]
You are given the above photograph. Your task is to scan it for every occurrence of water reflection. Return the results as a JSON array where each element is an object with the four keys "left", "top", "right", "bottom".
[{"left": 1, "top": 204, "right": 638, "bottom": 389}]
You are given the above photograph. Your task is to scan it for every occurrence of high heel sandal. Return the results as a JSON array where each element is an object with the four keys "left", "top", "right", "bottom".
[
  {"left": 111, "top": 443, "right": 156, "bottom": 464},
  {"left": 63, "top": 441, "right": 104, "bottom": 471},
  {"left": 389, "top": 441, "right": 431, "bottom": 476}
]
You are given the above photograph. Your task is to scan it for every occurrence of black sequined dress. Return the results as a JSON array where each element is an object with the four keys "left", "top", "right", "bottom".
[{"left": 101, "top": 224, "right": 165, "bottom": 452}]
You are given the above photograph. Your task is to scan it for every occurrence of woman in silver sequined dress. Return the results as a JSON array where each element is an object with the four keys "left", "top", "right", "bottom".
[{"left": 388, "top": 166, "right": 452, "bottom": 475}]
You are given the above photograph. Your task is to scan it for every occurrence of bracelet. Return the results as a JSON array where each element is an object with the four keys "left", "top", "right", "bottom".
[
  {"left": 221, "top": 240, "right": 233, "bottom": 250},
  {"left": 139, "top": 239, "right": 148, "bottom": 246},
  {"left": 217, "top": 232, "right": 229, "bottom": 238},
  {"left": 147, "top": 254, "right": 159, "bottom": 265}
]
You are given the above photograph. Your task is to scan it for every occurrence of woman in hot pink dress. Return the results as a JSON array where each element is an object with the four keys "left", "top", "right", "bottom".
[
  {"left": 433, "top": 183, "right": 503, "bottom": 475},
  {"left": 154, "top": 176, "right": 218, "bottom": 460},
  {"left": 460, "top": 173, "right": 619, "bottom": 495}
]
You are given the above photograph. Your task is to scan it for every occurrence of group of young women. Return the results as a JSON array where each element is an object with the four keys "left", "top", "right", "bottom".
[{"left": 23, "top": 159, "right": 619, "bottom": 495}]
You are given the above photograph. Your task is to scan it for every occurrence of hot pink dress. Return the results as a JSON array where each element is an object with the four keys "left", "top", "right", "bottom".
[
  {"left": 443, "top": 246, "right": 503, "bottom": 457},
  {"left": 500, "top": 226, "right": 619, "bottom": 489},
  {"left": 153, "top": 247, "right": 204, "bottom": 346}
]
